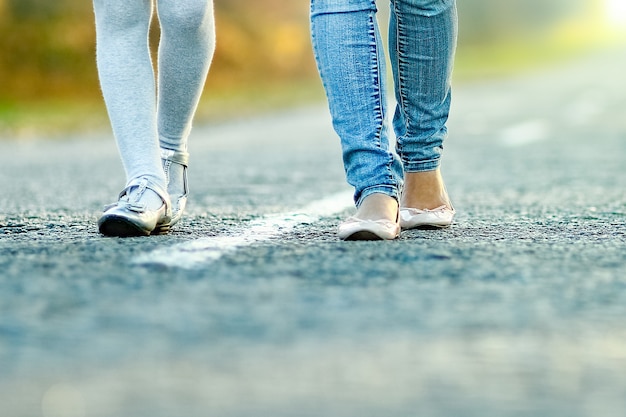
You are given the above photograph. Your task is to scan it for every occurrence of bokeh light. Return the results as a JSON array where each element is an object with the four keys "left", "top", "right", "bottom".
[{"left": 605, "top": 0, "right": 626, "bottom": 26}]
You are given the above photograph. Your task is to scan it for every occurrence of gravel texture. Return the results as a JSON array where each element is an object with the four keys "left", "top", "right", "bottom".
[{"left": 0, "top": 47, "right": 625, "bottom": 417}]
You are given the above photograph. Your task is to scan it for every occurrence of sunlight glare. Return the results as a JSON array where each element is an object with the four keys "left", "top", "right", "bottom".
[{"left": 605, "top": 0, "right": 626, "bottom": 27}]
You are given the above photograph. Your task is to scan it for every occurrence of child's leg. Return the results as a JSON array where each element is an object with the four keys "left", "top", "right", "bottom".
[
  {"left": 93, "top": 0, "right": 166, "bottom": 192},
  {"left": 154, "top": 0, "right": 215, "bottom": 224},
  {"left": 156, "top": 0, "right": 216, "bottom": 153}
]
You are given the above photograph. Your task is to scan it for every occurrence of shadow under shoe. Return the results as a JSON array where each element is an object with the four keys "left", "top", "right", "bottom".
[
  {"left": 161, "top": 148, "right": 189, "bottom": 229},
  {"left": 98, "top": 178, "right": 172, "bottom": 237}
]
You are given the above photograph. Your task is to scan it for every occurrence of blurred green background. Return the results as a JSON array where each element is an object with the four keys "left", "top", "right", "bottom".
[{"left": 0, "top": 0, "right": 624, "bottom": 138}]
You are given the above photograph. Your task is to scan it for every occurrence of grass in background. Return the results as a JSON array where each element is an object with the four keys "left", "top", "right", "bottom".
[
  {"left": 195, "top": 79, "right": 326, "bottom": 124},
  {"left": 0, "top": 99, "right": 109, "bottom": 139},
  {"left": 455, "top": 15, "right": 625, "bottom": 81},
  {"left": 1, "top": 14, "right": 623, "bottom": 140},
  {"left": 0, "top": 80, "right": 326, "bottom": 140}
]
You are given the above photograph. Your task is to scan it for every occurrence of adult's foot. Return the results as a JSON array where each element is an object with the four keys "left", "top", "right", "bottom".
[
  {"left": 355, "top": 193, "right": 399, "bottom": 222},
  {"left": 338, "top": 193, "right": 400, "bottom": 240},
  {"left": 400, "top": 169, "right": 455, "bottom": 229},
  {"left": 401, "top": 169, "right": 451, "bottom": 210}
]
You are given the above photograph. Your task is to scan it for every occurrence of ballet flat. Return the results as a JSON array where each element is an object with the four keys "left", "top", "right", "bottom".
[
  {"left": 399, "top": 205, "right": 455, "bottom": 229},
  {"left": 337, "top": 216, "right": 400, "bottom": 241}
]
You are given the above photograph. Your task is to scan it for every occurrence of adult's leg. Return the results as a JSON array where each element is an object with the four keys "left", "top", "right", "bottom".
[
  {"left": 389, "top": 0, "right": 457, "bottom": 211},
  {"left": 310, "top": 0, "right": 403, "bottom": 209}
]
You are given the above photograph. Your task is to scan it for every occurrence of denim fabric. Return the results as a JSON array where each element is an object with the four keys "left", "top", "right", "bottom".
[{"left": 310, "top": 0, "right": 457, "bottom": 205}]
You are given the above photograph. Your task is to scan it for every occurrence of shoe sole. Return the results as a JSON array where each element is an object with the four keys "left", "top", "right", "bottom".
[
  {"left": 98, "top": 215, "right": 170, "bottom": 237},
  {"left": 402, "top": 223, "right": 451, "bottom": 230},
  {"left": 152, "top": 223, "right": 171, "bottom": 235},
  {"left": 341, "top": 230, "right": 387, "bottom": 241},
  {"left": 342, "top": 230, "right": 398, "bottom": 241}
]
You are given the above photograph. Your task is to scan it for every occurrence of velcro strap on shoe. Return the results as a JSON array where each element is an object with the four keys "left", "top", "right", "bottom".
[
  {"left": 160, "top": 148, "right": 189, "bottom": 167},
  {"left": 124, "top": 176, "right": 172, "bottom": 218}
]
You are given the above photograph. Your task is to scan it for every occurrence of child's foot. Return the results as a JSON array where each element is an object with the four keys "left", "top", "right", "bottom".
[{"left": 98, "top": 177, "right": 171, "bottom": 237}]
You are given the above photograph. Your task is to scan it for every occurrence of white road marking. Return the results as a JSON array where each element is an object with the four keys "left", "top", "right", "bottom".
[
  {"left": 133, "top": 191, "right": 354, "bottom": 269},
  {"left": 499, "top": 119, "right": 550, "bottom": 147}
]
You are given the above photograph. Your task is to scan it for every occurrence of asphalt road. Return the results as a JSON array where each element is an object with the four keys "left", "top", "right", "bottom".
[{"left": 1, "top": 45, "right": 625, "bottom": 417}]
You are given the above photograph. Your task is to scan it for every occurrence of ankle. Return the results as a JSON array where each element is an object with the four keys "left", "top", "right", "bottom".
[
  {"left": 164, "top": 160, "right": 186, "bottom": 195},
  {"left": 401, "top": 170, "right": 451, "bottom": 210}
]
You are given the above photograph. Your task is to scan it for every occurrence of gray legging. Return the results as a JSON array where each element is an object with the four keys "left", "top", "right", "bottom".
[{"left": 93, "top": 0, "right": 215, "bottom": 190}]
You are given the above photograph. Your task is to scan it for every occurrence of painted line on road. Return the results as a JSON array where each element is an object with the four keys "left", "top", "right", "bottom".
[{"left": 133, "top": 191, "right": 354, "bottom": 269}]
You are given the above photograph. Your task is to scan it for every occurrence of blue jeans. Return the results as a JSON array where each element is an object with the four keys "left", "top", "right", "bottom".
[{"left": 310, "top": 0, "right": 457, "bottom": 206}]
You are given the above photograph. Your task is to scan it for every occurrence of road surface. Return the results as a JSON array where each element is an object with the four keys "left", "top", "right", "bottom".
[{"left": 0, "top": 45, "right": 625, "bottom": 417}]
